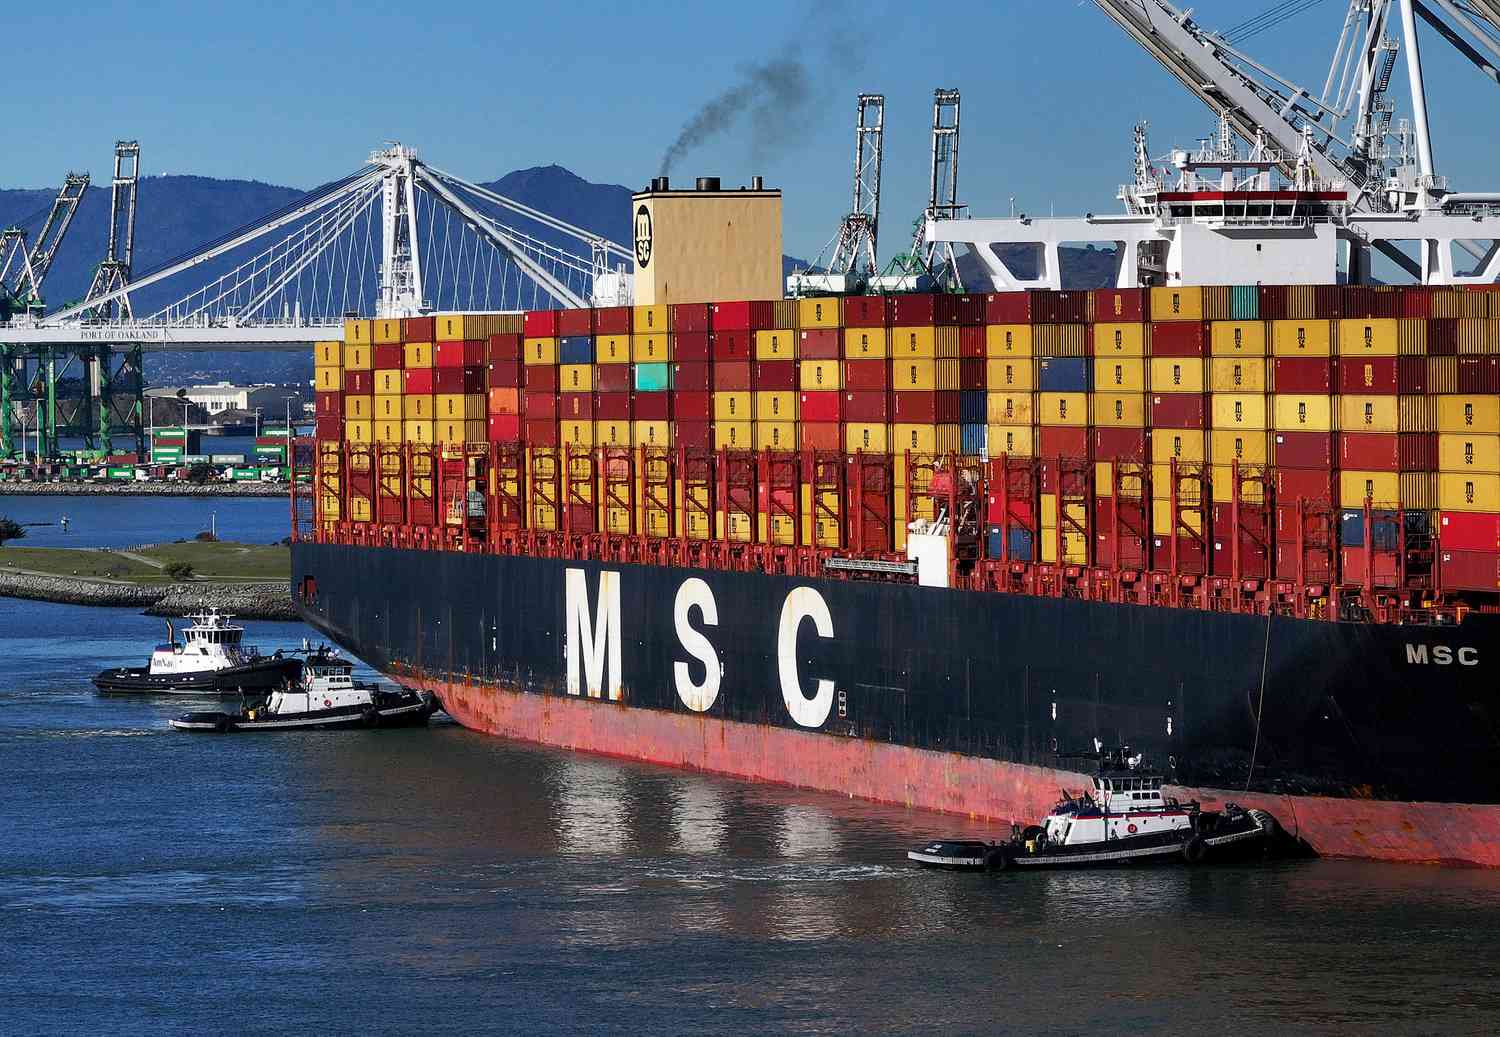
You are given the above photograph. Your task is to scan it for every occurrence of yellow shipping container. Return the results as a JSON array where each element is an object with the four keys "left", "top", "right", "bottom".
[
  {"left": 1155, "top": 429, "right": 1208, "bottom": 463},
  {"left": 403, "top": 420, "right": 434, "bottom": 445},
  {"left": 713, "top": 392, "right": 752, "bottom": 421},
  {"left": 559, "top": 364, "right": 595, "bottom": 391},
  {"left": 1273, "top": 394, "right": 1334, "bottom": 431},
  {"left": 1150, "top": 286, "right": 1203, "bottom": 321},
  {"left": 523, "top": 337, "right": 558, "bottom": 365},
  {"left": 891, "top": 359, "right": 934, "bottom": 391},
  {"left": 987, "top": 391, "right": 1033, "bottom": 425},
  {"left": 632, "top": 332, "right": 672, "bottom": 362},
  {"left": 1271, "top": 319, "right": 1333, "bottom": 356},
  {"left": 935, "top": 325, "right": 963, "bottom": 358},
  {"left": 798, "top": 297, "right": 840, "bottom": 329},
  {"left": 1211, "top": 429, "right": 1270, "bottom": 464},
  {"left": 1209, "top": 320, "right": 1267, "bottom": 356},
  {"left": 891, "top": 326, "right": 937, "bottom": 358},
  {"left": 342, "top": 343, "right": 370, "bottom": 371},
  {"left": 433, "top": 314, "right": 466, "bottom": 341},
  {"left": 1336, "top": 318, "right": 1398, "bottom": 356},
  {"left": 842, "top": 327, "right": 889, "bottom": 359},
  {"left": 314, "top": 341, "right": 342, "bottom": 367},
  {"left": 345, "top": 394, "right": 374, "bottom": 421},
  {"left": 596, "top": 334, "right": 630, "bottom": 364},
  {"left": 1095, "top": 357, "right": 1146, "bottom": 392},
  {"left": 315, "top": 367, "right": 344, "bottom": 392},
  {"left": 1211, "top": 393, "right": 1269, "bottom": 429},
  {"left": 755, "top": 390, "right": 797, "bottom": 421},
  {"left": 1093, "top": 322, "right": 1146, "bottom": 356},
  {"left": 595, "top": 420, "right": 631, "bottom": 447},
  {"left": 560, "top": 420, "right": 595, "bottom": 447},
  {"left": 1338, "top": 394, "right": 1399, "bottom": 433},
  {"left": 1037, "top": 391, "right": 1088, "bottom": 427},
  {"left": 633, "top": 303, "right": 668, "bottom": 333},
  {"left": 435, "top": 393, "right": 486, "bottom": 420},
  {"left": 401, "top": 395, "right": 434, "bottom": 420},
  {"left": 372, "top": 318, "right": 402, "bottom": 344},
  {"left": 1439, "top": 472, "right": 1500, "bottom": 512},
  {"left": 713, "top": 420, "right": 753, "bottom": 450},
  {"left": 755, "top": 329, "right": 798, "bottom": 360},
  {"left": 1438, "top": 433, "right": 1500, "bottom": 473},
  {"left": 987, "top": 358, "right": 1033, "bottom": 390},
  {"left": 891, "top": 423, "right": 960, "bottom": 454},
  {"left": 343, "top": 320, "right": 372, "bottom": 345},
  {"left": 345, "top": 420, "right": 374, "bottom": 444},
  {"left": 403, "top": 341, "right": 433, "bottom": 368},
  {"left": 436, "top": 419, "right": 486, "bottom": 444},
  {"left": 986, "top": 324, "right": 1033, "bottom": 357},
  {"left": 1040, "top": 526, "right": 1089, "bottom": 565},
  {"left": 374, "top": 420, "right": 403, "bottom": 443},
  {"left": 1150, "top": 357, "right": 1205, "bottom": 393},
  {"left": 1397, "top": 319, "right": 1428, "bottom": 355},
  {"left": 1340, "top": 470, "right": 1400, "bottom": 507},
  {"left": 1092, "top": 392, "right": 1147, "bottom": 428},
  {"left": 800, "top": 359, "right": 844, "bottom": 390},
  {"left": 347, "top": 496, "right": 373, "bottom": 523},
  {"left": 633, "top": 420, "right": 673, "bottom": 448},
  {"left": 319, "top": 494, "right": 342, "bottom": 521},
  {"left": 986, "top": 424, "right": 1035, "bottom": 457},
  {"left": 1209, "top": 357, "right": 1268, "bottom": 392},
  {"left": 754, "top": 421, "right": 797, "bottom": 450},
  {"left": 1151, "top": 500, "right": 1204, "bottom": 536},
  {"left": 1438, "top": 395, "right": 1500, "bottom": 434},
  {"left": 844, "top": 422, "right": 888, "bottom": 453},
  {"left": 374, "top": 369, "right": 401, "bottom": 394}
]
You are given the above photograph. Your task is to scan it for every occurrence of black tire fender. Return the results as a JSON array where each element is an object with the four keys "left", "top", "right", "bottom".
[
  {"left": 1182, "top": 836, "right": 1208, "bottom": 865},
  {"left": 362, "top": 707, "right": 380, "bottom": 728},
  {"left": 214, "top": 717, "right": 230, "bottom": 734},
  {"left": 985, "top": 848, "right": 1010, "bottom": 871}
]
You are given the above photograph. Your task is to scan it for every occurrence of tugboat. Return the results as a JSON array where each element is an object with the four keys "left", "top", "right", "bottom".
[
  {"left": 92, "top": 609, "right": 303, "bottom": 695},
  {"left": 168, "top": 646, "right": 436, "bottom": 732},
  {"left": 908, "top": 749, "right": 1282, "bottom": 870}
]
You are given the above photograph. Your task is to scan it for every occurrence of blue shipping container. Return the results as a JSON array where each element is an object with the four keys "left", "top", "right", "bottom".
[
  {"left": 985, "top": 525, "right": 1034, "bottom": 561},
  {"left": 559, "top": 336, "right": 594, "bottom": 364},
  {"left": 961, "top": 423, "right": 986, "bottom": 455},
  {"left": 1037, "top": 357, "right": 1090, "bottom": 393},
  {"left": 633, "top": 362, "right": 673, "bottom": 392},
  {"left": 1340, "top": 509, "right": 1400, "bottom": 550},
  {"left": 959, "top": 390, "right": 987, "bottom": 424}
]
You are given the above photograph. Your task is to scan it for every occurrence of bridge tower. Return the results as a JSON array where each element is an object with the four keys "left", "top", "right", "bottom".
[{"left": 375, "top": 145, "right": 425, "bottom": 318}]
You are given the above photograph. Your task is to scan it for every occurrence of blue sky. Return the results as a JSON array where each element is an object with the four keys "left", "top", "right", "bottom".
[{"left": 10, "top": 0, "right": 1499, "bottom": 261}]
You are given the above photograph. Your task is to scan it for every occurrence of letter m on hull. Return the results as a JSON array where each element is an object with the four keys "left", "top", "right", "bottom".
[{"left": 565, "top": 568, "right": 622, "bottom": 700}]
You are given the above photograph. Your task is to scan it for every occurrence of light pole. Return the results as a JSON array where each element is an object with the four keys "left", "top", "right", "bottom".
[{"left": 254, "top": 407, "right": 262, "bottom": 438}]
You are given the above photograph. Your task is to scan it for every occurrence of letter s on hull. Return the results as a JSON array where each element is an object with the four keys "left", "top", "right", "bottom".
[
  {"left": 778, "top": 587, "right": 835, "bottom": 728},
  {"left": 673, "top": 577, "right": 720, "bottom": 712}
]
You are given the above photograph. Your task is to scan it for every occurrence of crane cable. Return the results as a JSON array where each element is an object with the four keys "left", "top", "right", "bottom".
[{"left": 1226, "top": 0, "right": 1331, "bottom": 45}]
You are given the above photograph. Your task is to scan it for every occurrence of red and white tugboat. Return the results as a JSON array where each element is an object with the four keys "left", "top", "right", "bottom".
[{"left": 908, "top": 749, "right": 1282, "bottom": 870}]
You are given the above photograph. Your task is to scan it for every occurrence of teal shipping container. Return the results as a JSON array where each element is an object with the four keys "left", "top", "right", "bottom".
[
  {"left": 1230, "top": 285, "right": 1259, "bottom": 320},
  {"left": 633, "top": 362, "right": 673, "bottom": 392}
]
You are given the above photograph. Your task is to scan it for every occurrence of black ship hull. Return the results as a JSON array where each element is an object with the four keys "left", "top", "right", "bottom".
[{"left": 93, "top": 657, "right": 303, "bottom": 696}]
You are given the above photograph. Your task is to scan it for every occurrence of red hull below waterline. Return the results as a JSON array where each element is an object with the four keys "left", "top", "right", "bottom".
[{"left": 418, "top": 674, "right": 1500, "bottom": 869}]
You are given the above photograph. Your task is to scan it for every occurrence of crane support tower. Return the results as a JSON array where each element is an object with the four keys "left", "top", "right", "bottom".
[
  {"left": 827, "top": 94, "right": 885, "bottom": 280},
  {"left": 81, "top": 141, "right": 145, "bottom": 458},
  {"left": 915, "top": 89, "right": 964, "bottom": 289}
]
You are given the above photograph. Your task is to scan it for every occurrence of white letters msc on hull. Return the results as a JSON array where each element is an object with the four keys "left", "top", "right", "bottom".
[
  {"left": 673, "top": 577, "right": 721, "bottom": 712},
  {"left": 778, "top": 586, "right": 835, "bottom": 728},
  {"left": 565, "top": 568, "right": 622, "bottom": 700}
]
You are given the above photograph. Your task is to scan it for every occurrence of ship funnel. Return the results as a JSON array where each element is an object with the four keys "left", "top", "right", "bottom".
[
  {"left": 696, "top": 176, "right": 721, "bottom": 191},
  {"left": 650, "top": 176, "right": 670, "bottom": 192},
  {"left": 751, "top": 175, "right": 764, "bottom": 190}
]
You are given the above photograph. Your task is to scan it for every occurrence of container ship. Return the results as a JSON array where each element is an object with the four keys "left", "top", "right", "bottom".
[{"left": 292, "top": 93, "right": 1500, "bottom": 867}]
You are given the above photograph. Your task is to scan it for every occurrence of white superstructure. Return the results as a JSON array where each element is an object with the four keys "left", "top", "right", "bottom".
[{"left": 148, "top": 610, "right": 265, "bottom": 676}]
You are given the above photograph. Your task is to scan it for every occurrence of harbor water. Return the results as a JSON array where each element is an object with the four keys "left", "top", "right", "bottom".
[
  {"left": 3, "top": 598, "right": 1500, "bottom": 1034},
  {"left": 0, "top": 494, "right": 290, "bottom": 548}
]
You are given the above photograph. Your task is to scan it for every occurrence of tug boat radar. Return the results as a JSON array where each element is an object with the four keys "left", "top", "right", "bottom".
[{"left": 908, "top": 750, "right": 1289, "bottom": 870}]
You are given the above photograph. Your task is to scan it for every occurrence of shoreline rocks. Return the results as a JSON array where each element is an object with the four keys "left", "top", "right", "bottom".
[
  {"left": 0, "top": 570, "right": 297, "bottom": 620},
  {"left": 0, "top": 482, "right": 287, "bottom": 498}
]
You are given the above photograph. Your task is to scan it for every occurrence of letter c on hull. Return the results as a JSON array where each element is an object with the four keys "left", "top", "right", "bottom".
[
  {"left": 673, "top": 577, "right": 721, "bottom": 712},
  {"left": 778, "top": 587, "right": 835, "bottom": 728}
]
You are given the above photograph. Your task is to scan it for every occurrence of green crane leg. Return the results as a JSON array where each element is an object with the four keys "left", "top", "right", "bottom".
[
  {"left": 96, "top": 346, "right": 113, "bottom": 456},
  {"left": 0, "top": 346, "right": 12, "bottom": 459},
  {"left": 44, "top": 348, "right": 57, "bottom": 459},
  {"left": 131, "top": 347, "right": 145, "bottom": 459}
]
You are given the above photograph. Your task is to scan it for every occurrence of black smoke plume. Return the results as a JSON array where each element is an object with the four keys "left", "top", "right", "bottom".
[{"left": 658, "top": 57, "right": 811, "bottom": 176}]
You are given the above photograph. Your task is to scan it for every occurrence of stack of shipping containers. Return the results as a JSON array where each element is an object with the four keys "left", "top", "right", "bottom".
[{"left": 311, "top": 282, "right": 1500, "bottom": 598}]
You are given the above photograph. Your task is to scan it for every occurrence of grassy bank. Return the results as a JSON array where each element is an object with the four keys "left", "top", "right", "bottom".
[{"left": 0, "top": 541, "right": 289, "bottom": 584}]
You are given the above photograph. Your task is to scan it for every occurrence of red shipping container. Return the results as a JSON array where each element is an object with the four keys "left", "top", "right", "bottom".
[
  {"left": 1400, "top": 431, "right": 1437, "bottom": 470},
  {"left": 633, "top": 392, "right": 671, "bottom": 421},
  {"left": 1401, "top": 286, "right": 1432, "bottom": 319},
  {"left": 1151, "top": 534, "right": 1206, "bottom": 574},
  {"left": 589, "top": 364, "right": 627, "bottom": 393},
  {"left": 525, "top": 392, "right": 559, "bottom": 420},
  {"left": 1396, "top": 355, "right": 1428, "bottom": 394},
  {"left": 487, "top": 361, "right": 522, "bottom": 388},
  {"left": 889, "top": 293, "right": 938, "bottom": 325},
  {"left": 798, "top": 329, "right": 841, "bottom": 359},
  {"left": 1340, "top": 433, "right": 1400, "bottom": 471},
  {"left": 671, "top": 303, "right": 712, "bottom": 333},
  {"left": 1428, "top": 318, "right": 1458, "bottom": 355},
  {"left": 844, "top": 359, "right": 889, "bottom": 390},
  {"left": 670, "top": 361, "right": 710, "bottom": 392},
  {"left": 1092, "top": 287, "right": 1149, "bottom": 323},
  {"left": 959, "top": 326, "right": 986, "bottom": 359},
  {"left": 675, "top": 421, "right": 712, "bottom": 450},
  {"left": 893, "top": 391, "right": 937, "bottom": 423},
  {"left": 987, "top": 493, "right": 1036, "bottom": 527},
  {"left": 1275, "top": 466, "right": 1336, "bottom": 503},
  {"left": 756, "top": 360, "right": 797, "bottom": 391},
  {"left": 674, "top": 392, "right": 712, "bottom": 422},
  {"left": 595, "top": 392, "right": 631, "bottom": 420},
  {"left": 315, "top": 392, "right": 344, "bottom": 418},
  {"left": 1273, "top": 431, "right": 1334, "bottom": 469},
  {"left": 843, "top": 390, "right": 890, "bottom": 422},
  {"left": 1314, "top": 284, "right": 1344, "bottom": 320},
  {"left": 557, "top": 307, "right": 593, "bottom": 336},
  {"left": 1259, "top": 285, "right": 1289, "bottom": 321},
  {"left": 1341, "top": 545, "right": 1399, "bottom": 586},
  {"left": 1038, "top": 427, "right": 1090, "bottom": 460},
  {"left": 711, "top": 300, "right": 773, "bottom": 331},
  {"left": 959, "top": 357, "right": 986, "bottom": 389},
  {"left": 675, "top": 332, "right": 711, "bottom": 361},
  {"left": 525, "top": 365, "right": 559, "bottom": 392},
  {"left": 1150, "top": 322, "right": 1207, "bottom": 357},
  {"left": 1336, "top": 357, "right": 1396, "bottom": 394},
  {"left": 1093, "top": 506, "right": 1151, "bottom": 569},
  {"left": 435, "top": 339, "right": 485, "bottom": 368},
  {"left": 560, "top": 392, "right": 594, "bottom": 421},
  {"left": 488, "top": 387, "right": 521, "bottom": 415},
  {"left": 800, "top": 391, "right": 842, "bottom": 422},
  {"left": 800, "top": 423, "right": 842, "bottom": 451},
  {"left": 842, "top": 296, "right": 889, "bottom": 327},
  {"left": 712, "top": 362, "right": 752, "bottom": 391},
  {"left": 1440, "top": 549, "right": 1500, "bottom": 591},
  {"left": 524, "top": 310, "right": 560, "bottom": 337},
  {"left": 525, "top": 418, "right": 559, "bottom": 446},
  {"left": 711, "top": 330, "right": 752, "bottom": 361},
  {"left": 403, "top": 316, "right": 435, "bottom": 341},
  {"left": 429, "top": 368, "right": 460, "bottom": 394},
  {"left": 594, "top": 306, "right": 632, "bottom": 335},
  {"left": 403, "top": 368, "right": 434, "bottom": 395},
  {"left": 984, "top": 291, "right": 1031, "bottom": 324},
  {"left": 935, "top": 294, "right": 985, "bottom": 325},
  {"left": 1439, "top": 511, "right": 1500, "bottom": 551},
  {"left": 374, "top": 344, "right": 404, "bottom": 368},
  {"left": 1149, "top": 393, "right": 1206, "bottom": 428},
  {"left": 487, "top": 414, "right": 521, "bottom": 442},
  {"left": 1092, "top": 427, "right": 1148, "bottom": 462},
  {"left": 1458, "top": 356, "right": 1500, "bottom": 393},
  {"left": 346, "top": 370, "right": 374, "bottom": 395},
  {"left": 487, "top": 334, "right": 521, "bottom": 362},
  {"left": 315, "top": 416, "right": 342, "bottom": 440},
  {"left": 1035, "top": 291, "right": 1088, "bottom": 324}
]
